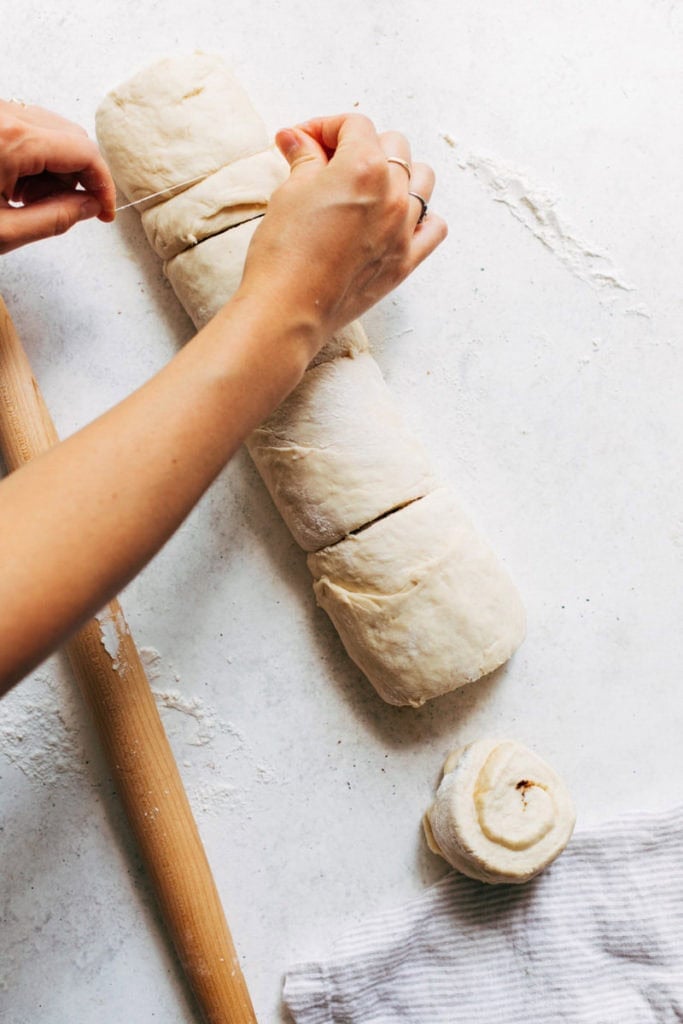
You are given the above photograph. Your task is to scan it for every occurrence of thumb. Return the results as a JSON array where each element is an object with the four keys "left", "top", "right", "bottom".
[
  {"left": 0, "top": 192, "right": 101, "bottom": 255},
  {"left": 275, "top": 126, "right": 328, "bottom": 173}
]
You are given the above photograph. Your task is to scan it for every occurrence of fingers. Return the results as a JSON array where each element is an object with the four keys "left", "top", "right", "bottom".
[
  {"left": 378, "top": 130, "right": 413, "bottom": 181},
  {"left": 0, "top": 191, "right": 101, "bottom": 255},
  {"left": 377, "top": 131, "right": 439, "bottom": 235},
  {"left": 276, "top": 113, "right": 390, "bottom": 181},
  {"left": 12, "top": 171, "right": 79, "bottom": 205},
  {"left": 279, "top": 117, "right": 437, "bottom": 241},
  {"left": 406, "top": 161, "right": 435, "bottom": 228},
  {"left": 0, "top": 100, "right": 88, "bottom": 137},
  {"left": 275, "top": 126, "right": 328, "bottom": 174},
  {"left": 401, "top": 162, "right": 447, "bottom": 267},
  {"left": 249, "top": 109, "right": 447, "bottom": 341},
  {"left": 296, "top": 113, "right": 383, "bottom": 161},
  {"left": 29, "top": 128, "right": 116, "bottom": 222},
  {"left": 408, "top": 163, "right": 435, "bottom": 202},
  {"left": 0, "top": 106, "right": 116, "bottom": 227},
  {"left": 408, "top": 210, "right": 449, "bottom": 268}
]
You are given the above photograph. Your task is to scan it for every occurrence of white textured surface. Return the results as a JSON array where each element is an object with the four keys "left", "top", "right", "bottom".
[{"left": 1, "top": 2, "right": 682, "bottom": 1022}]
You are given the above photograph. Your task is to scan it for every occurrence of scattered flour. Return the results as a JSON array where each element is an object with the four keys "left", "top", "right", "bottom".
[
  {"left": 624, "top": 303, "right": 652, "bottom": 319},
  {"left": 0, "top": 647, "right": 280, "bottom": 810},
  {"left": 189, "top": 780, "right": 246, "bottom": 816},
  {"left": 0, "top": 667, "right": 87, "bottom": 786},
  {"left": 151, "top": 687, "right": 220, "bottom": 747},
  {"left": 141, "top": 647, "right": 282, "bottom": 808},
  {"left": 443, "top": 138, "right": 648, "bottom": 310}
]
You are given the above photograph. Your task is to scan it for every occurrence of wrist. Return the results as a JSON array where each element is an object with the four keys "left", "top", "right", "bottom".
[
  {"left": 183, "top": 287, "right": 323, "bottom": 442},
  {"left": 227, "top": 281, "right": 327, "bottom": 368}
]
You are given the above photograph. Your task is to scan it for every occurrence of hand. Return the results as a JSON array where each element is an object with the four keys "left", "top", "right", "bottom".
[
  {"left": 0, "top": 100, "right": 116, "bottom": 255},
  {"left": 239, "top": 113, "right": 447, "bottom": 353}
]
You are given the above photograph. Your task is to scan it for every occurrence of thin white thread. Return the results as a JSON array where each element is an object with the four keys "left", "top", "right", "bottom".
[{"left": 115, "top": 171, "right": 209, "bottom": 211}]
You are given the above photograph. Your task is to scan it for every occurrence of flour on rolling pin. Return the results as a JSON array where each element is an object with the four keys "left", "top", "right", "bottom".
[{"left": 94, "top": 605, "right": 130, "bottom": 673}]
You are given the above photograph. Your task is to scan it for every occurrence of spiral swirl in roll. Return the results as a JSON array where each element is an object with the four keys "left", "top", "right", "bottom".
[{"left": 424, "top": 738, "right": 576, "bottom": 884}]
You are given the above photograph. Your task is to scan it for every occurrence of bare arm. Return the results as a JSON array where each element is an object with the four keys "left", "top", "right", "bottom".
[{"left": 0, "top": 109, "right": 447, "bottom": 694}]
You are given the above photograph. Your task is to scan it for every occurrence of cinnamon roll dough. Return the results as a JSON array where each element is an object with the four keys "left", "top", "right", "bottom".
[
  {"left": 97, "top": 54, "right": 526, "bottom": 707},
  {"left": 141, "top": 147, "right": 288, "bottom": 260},
  {"left": 247, "top": 352, "right": 439, "bottom": 551},
  {"left": 307, "top": 488, "right": 526, "bottom": 706},
  {"left": 164, "top": 218, "right": 260, "bottom": 329},
  {"left": 95, "top": 53, "right": 268, "bottom": 205},
  {"left": 424, "top": 738, "right": 576, "bottom": 883}
]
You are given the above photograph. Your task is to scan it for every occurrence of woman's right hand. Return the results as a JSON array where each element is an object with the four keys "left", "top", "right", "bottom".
[{"left": 239, "top": 113, "right": 447, "bottom": 356}]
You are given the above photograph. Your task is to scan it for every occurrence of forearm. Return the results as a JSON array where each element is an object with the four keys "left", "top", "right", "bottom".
[
  {"left": 0, "top": 291, "right": 316, "bottom": 693},
  {"left": 0, "top": 106, "right": 446, "bottom": 695}
]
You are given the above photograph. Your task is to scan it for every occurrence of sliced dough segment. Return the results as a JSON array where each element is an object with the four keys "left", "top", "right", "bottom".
[
  {"left": 141, "top": 147, "right": 289, "bottom": 260},
  {"left": 164, "top": 218, "right": 260, "bottom": 328},
  {"left": 246, "top": 352, "right": 439, "bottom": 551},
  {"left": 95, "top": 53, "right": 268, "bottom": 205},
  {"left": 306, "top": 320, "right": 369, "bottom": 368},
  {"left": 307, "top": 489, "right": 525, "bottom": 706},
  {"left": 424, "top": 738, "right": 576, "bottom": 883}
]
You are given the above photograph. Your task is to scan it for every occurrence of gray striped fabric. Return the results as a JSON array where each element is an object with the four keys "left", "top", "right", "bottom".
[{"left": 283, "top": 807, "right": 683, "bottom": 1023}]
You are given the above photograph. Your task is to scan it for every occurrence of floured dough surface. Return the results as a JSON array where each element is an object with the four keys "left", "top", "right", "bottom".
[
  {"left": 424, "top": 738, "right": 576, "bottom": 883},
  {"left": 95, "top": 53, "right": 268, "bottom": 204},
  {"left": 164, "top": 218, "right": 260, "bottom": 328},
  {"left": 247, "top": 352, "right": 438, "bottom": 551},
  {"left": 307, "top": 320, "right": 369, "bottom": 368},
  {"left": 307, "top": 488, "right": 526, "bottom": 705},
  {"left": 141, "top": 148, "right": 289, "bottom": 260}
]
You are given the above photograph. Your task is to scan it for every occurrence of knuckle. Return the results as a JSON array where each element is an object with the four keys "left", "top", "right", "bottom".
[
  {"left": 52, "top": 205, "right": 72, "bottom": 237},
  {"left": 353, "top": 152, "right": 387, "bottom": 189},
  {"left": 0, "top": 113, "right": 27, "bottom": 146},
  {"left": 349, "top": 112, "right": 376, "bottom": 133},
  {"left": 387, "top": 191, "right": 409, "bottom": 220}
]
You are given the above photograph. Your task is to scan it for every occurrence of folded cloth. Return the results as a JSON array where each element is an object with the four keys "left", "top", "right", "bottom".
[{"left": 283, "top": 806, "right": 683, "bottom": 1023}]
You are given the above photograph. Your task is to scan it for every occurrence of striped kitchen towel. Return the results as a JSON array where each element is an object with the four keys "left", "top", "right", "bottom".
[{"left": 283, "top": 806, "right": 683, "bottom": 1023}]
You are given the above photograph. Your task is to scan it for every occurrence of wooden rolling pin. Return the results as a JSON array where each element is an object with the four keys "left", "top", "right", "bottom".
[{"left": 0, "top": 295, "right": 257, "bottom": 1024}]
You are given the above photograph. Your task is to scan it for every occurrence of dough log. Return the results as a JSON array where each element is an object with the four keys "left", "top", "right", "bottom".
[
  {"left": 97, "top": 54, "right": 525, "bottom": 707},
  {"left": 143, "top": 147, "right": 288, "bottom": 261},
  {"left": 307, "top": 489, "right": 525, "bottom": 705},
  {"left": 246, "top": 352, "right": 439, "bottom": 551},
  {"left": 424, "top": 738, "right": 576, "bottom": 883}
]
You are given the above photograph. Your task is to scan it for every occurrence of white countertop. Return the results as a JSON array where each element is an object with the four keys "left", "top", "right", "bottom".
[{"left": 1, "top": 2, "right": 682, "bottom": 1021}]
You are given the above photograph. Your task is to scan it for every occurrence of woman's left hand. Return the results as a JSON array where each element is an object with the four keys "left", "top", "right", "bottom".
[{"left": 0, "top": 100, "right": 116, "bottom": 254}]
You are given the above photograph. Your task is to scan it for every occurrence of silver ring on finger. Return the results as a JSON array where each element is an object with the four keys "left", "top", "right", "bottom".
[
  {"left": 408, "top": 190, "right": 429, "bottom": 226},
  {"left": 387, "top": 156, "right": 412, "bottom": 179}
]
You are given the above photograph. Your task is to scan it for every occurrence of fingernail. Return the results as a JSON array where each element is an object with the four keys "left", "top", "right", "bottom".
[
  {"left": 78, "top": 197, "right": 101, "bottom": 221},
  {"left": 276, "top": 128, "right": 300, "bottom": 160}
]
